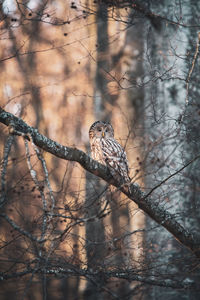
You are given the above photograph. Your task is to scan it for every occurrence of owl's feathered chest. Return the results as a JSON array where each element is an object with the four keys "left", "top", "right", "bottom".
[
  {"left": 90, "top": 137, "right": 105, "bottom": 164},
  {"left": 91, "top": 137, "right": 127, "bottom": 165}
]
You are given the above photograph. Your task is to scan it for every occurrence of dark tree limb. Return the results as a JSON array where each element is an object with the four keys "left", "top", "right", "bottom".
[
  {"left": 100, "top": 0, "right": 200, "bottom": 29},
  {"left": 0, "top": 266, "right": 197, "bottom": 290},
  {"left": 0, "top": 107, "right": 200, "bottom": 258}
]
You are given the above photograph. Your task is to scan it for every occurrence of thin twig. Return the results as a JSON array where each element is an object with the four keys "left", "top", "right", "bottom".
[
  {"left": 0, "top": 213, "right": 42, "bottom": 242},
  {"left": 31, "top": 141, "right": 55, "bottom": 213},
  {"left": 144, "top": 153, "right": 200, "bottom": 199},
  {"left": 24, "top": 139, "right": 47, "bottom": 241}
]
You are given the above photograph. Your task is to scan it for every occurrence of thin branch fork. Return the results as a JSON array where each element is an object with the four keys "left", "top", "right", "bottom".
[
  {"left": 0, "top": 266, "right": 197, "bottom": 290},
  {"left": 0, "top": 107, "right": 200, "bottom": 258}
]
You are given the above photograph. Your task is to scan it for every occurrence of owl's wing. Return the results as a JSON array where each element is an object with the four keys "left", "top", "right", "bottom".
[{"left": 101, "top": 138, "right": 130, "bottom": 183}]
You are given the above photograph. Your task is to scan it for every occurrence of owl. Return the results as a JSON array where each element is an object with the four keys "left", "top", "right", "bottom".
[{"left": 89, "top": 121, "right": 130, "bottom": 184}]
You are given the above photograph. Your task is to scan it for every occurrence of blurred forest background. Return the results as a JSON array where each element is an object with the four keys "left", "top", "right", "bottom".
[{"left": 0, "top": 0, "right": 200, "bottom": 299}]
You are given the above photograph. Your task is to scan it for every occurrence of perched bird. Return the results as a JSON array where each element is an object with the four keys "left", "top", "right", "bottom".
[{"left": 89, "top": 121, "right": 130, "bottom": 184}]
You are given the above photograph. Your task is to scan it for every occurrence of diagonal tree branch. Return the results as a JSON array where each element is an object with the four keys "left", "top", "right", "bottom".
[
  {"left": 0, "top": 266, "right": 197, "bottom": 289},
  {"left": 1, "top": 107, "right": 200, "bottom": 258}
]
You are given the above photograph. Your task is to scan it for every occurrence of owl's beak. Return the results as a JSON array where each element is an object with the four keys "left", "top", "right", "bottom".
[{"left": 102, "top": 132, "right": 105, "bottom": 138}]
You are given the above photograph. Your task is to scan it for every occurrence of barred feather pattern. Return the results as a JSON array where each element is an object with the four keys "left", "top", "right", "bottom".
[{"left": 89, "top": 121, "right": 130, "bottom": 184}]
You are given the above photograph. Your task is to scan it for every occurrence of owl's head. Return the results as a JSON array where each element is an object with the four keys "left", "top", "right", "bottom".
[{"left": 89, "top": 121, "right": 114, "bottom": 140}]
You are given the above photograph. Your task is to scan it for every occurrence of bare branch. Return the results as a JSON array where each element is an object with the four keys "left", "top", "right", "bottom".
[
  {"left": 144, "top": 154, "right": 200, "bottom": 200},
  {"left": 97, "top": 0, "right": 200, "bottom": 29},
  {"left": 24, "top": 139, "right": 48, "bottom": 240},
  {"left": 0, "top": 213, "right": 44, "bottom": 243},
  {"left": 1, "top": 107, "right": 200, "bottom": 258},
  {"left": 0, "top": 266, "right": 197, "bottom": 290}
]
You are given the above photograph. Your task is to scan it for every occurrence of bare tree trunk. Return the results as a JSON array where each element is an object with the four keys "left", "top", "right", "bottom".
[
  {"left": 84, "top": 4, "right": 108, "bottom": 299},
  {"left": 143, "top": 1, "right": 200, "bottom": 299}
]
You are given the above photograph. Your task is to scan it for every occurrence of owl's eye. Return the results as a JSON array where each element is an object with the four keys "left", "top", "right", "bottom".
[
  {"left": 98, "top": 128, "right": 102, "bottom": 132},
  {"left": 105, "top": 128, "right": 108, "bottom": 132}
]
